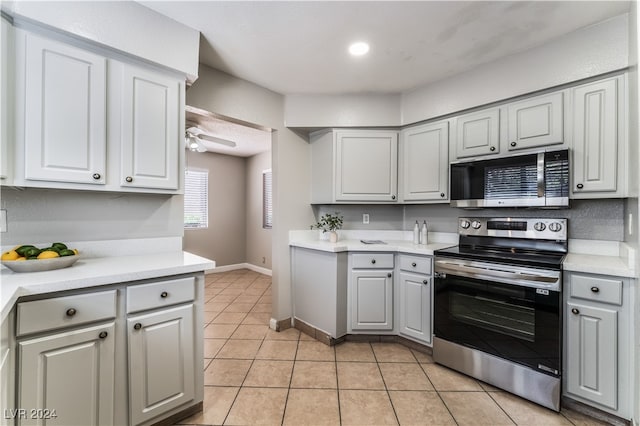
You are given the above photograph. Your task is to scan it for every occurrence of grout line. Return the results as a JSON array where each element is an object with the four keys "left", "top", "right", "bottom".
[{"left": 486, "top": 392, "right": 518, "bottom": 425}]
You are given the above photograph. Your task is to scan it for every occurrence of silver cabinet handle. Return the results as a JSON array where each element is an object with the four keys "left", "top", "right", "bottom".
[
  {"left": 590, "top": 287, "right": 599, "bottom": 293},
  {"left": 571, "top": 308, "right": 580, "bottom": 315},
  {"left": 134, "top": 323, "right": 142, "bottom": 330},
  {"left": 66, "top": 308, "right": 77, "bottom": 317},
  {"left": 161, "top": 291, "right": 168, "bottom": 298},
  {"left": 99, "top": 331, "right": 108, "bottom": 339},
  {"left": 490, "top": 146, "right": 496, "bottom": 152},
  {"left": 411, "top": 262, "right": 417, "bottom": 267},
  {"left": 125, "top": 176, "right": 133, "bottom": 183},
  {"left": 92, "top": 173, "right": 101, "bottom": 180}
]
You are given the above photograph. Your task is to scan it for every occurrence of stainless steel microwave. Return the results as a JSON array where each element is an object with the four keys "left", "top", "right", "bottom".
[{"left": 450, "top": 149, "right": 569, "bottom": 208}]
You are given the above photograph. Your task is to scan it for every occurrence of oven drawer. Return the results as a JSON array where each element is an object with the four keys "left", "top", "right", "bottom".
[
  {"left": 351, "top": 253, "right": 394, "bottom": 269},
  {"left": 569, "top": 274, "right": 622, "bottom": 306},
  {"left": 399, "top": 254, "right": 431, "bottom": 275}
]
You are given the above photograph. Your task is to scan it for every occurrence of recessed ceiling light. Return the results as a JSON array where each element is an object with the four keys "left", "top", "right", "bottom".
[{"left": 349, "top": 41, "right": 370, "bottom": 56}]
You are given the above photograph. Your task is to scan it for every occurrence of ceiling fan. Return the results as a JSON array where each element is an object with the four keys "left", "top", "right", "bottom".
[{"left": 185, "top": 126, "right": 237, "bottom": 152}]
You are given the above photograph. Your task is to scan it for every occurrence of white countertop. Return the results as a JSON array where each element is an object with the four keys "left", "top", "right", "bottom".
[
  {"left": 290, "top": 230, "right": 637, "bottom": 278},
  {"left": 1, "top": 251, "right": 215, "bottom": 321}
]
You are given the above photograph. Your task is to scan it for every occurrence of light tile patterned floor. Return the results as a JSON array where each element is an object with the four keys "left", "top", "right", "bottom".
[{"left": 176, "top": 270, "right": 610, "bottom": 426}]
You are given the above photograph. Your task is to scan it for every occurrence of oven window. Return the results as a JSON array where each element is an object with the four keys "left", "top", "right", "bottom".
[{"left": 450, "top": 292, "right": 535, "bottom": 342}]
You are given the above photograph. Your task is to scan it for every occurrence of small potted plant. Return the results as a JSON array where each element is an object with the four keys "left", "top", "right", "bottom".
[{"left": 311, "top": 212, "right": 343, "bottom": 243}]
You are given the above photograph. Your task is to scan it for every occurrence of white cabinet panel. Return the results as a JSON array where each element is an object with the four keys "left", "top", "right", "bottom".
[
  {"left": 572, "top": 78, "right": 619, "bottom": 196},
  {"left": 350, "top": 270, "right": 393, "bottom": 331},
  {"left": 18, "top": 322, "right": 115, "bottom": 426},
  {"left": 398, "top": 272, "right": 431, "bottom": 344},
  {"left": 507, "top": 92, "right": 564, "bottom": 151},
  {"left": 400, "top": 121, "right": 449, "bottom": 202},
  {"left": 566, "top": 302, "right": 617, "bottom": 410},
  {"left": 335, "top": 130, "right": 398, "bottom": 202},
  {"left": 1, "top": 17, "right": 12, "bottom": 182},
  {"left": 120, "top": 64, "right": 181, "bottom": 190},
  {"left": 22, "top": 32, "right": 106, "bottom": 185},
  {"left": 454, "top": 108, "right": 500, "bottom": 158},
  {"left": 128, "top": 304, "right": 195, "bottom": 425}
]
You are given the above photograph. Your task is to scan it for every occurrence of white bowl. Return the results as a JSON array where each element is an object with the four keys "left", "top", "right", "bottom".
[{"left": 2, "top": 255, "right": 80, "bottom": 273}]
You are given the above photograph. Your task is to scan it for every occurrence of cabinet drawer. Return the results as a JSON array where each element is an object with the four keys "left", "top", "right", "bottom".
[
  {"left": 127, "top": 277, "right": 195, "bottom": 314},
  {"left": 351, "top": 253, "right": 394, "bottom": 269},
  {"left": 569, "top": 274, "right": 622, "bottom": 306},
  {"left": 17, "top": 290, "right": 117, "bottom": 336},
  {"left": 399, "top": 255, "right": 432, "bottom": 275}
]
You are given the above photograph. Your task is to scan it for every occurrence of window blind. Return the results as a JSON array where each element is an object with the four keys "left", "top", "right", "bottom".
[
  {"left": 184, "top": 169, "right": 208, "bottom": 229},
  {"left": 263, "top": 169, "right": 272, "bottom": 229}
]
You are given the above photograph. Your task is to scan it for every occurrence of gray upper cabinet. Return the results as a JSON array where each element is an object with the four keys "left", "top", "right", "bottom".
[
  {"left": 311, "top": 129, "right": 398, "bottom": 203},
  {"left": 453, "top": 108, "right": 500, "bottom": 158},
  {"left": 571, "top": 76, "right": 624, "bottom": 198},
  {"left": 399, "top": 121, "right": 449, "bottom": 202},
  {"left": 507, "top": 92, "right": 564, "bottom": 151}
]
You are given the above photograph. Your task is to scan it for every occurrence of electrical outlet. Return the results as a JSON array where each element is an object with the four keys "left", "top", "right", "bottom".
[
  {"left": 363, "top": 213, "right": 369, "bottom": 224},
  {"left": 0, "top": 209, "right": 6, "bottom": 233}
]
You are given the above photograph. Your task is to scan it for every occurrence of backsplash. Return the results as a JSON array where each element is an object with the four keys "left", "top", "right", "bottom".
[{"left": 313, "top": 198, "right": 625, "bottom": 241}]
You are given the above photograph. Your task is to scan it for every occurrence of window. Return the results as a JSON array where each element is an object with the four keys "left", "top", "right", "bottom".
[
  {"left": 184, "top": 169, "right": 208, "bottom": 229},
  {"left": 263, "top": 169, "right": 272, "bottom": 229}
]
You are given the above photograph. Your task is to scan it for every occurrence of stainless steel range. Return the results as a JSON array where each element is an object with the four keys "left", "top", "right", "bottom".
[{"left": 433, "top": 217, "right": 567, "bottom": 411}]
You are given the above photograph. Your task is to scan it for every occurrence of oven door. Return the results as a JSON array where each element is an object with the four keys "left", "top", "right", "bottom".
[{"left": 434, "top": 257, "right": 561, "bottom": 377}]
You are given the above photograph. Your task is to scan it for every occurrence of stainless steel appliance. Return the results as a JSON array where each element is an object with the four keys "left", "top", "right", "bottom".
[
  {"left": 433, "top": 217, "right": 567, "bottom": 411},
  {"left": 450, "top": 149, "right": 569, "bottom": 208}
]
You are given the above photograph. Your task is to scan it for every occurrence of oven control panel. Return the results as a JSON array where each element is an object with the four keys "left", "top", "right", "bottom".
[{"left": 459, "top": 217, "right": 567, "bottom": 241}]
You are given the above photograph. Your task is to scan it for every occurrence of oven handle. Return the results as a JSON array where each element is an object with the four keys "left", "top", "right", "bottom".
[{"left": 435, "top": 259, "right": 561, "bottom": 291}]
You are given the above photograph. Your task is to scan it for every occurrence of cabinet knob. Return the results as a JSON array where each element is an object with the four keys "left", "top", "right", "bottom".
[
  {"left": 423, "top": 280, "right": 428, "bottom": 285},
  {"left": 134, "top": 323, "right": 142, "bottom": 330},
  {"left": 571, "top": 308, "right": 580, "bottom": 315},
  {"left": 92, "top": 173, "right": 101, "bottom": 180},
  {"left": 510, "top": 141, "right": 517, "bottom": 147},
  {"left": 490, "top": 146, "right": 496, "bottom": 152},
  {"left": 387, "top": 273, "right": 392, "bottom": 278},
  {"left": 576, "top": 183, "right": 584, "bottom": 189},
  {"left": 411, "top": 262, "right": 417, "bottom": 267},
  {"left": 161, "top": 291, "right": 168, "bottom": 298},
  {"left": 440, "top": 193, "right": 445, "bottom": 198},
  {"left": 125, "top": 176, "right": 133, "bottom": 183},
  {"left": 590, "top": 287, "right": 600, "bottom": 293},
  {"left": 66, "top": 308, "right": 77, "bottom": 317},
  {"left": 98, "top": 331, "right": 108, "bottom": 339},
  {"left": 391, "top": 195, "right": 396, "bottom": 200},
  {"left": 371, "top": 259, "right": 376, "bottom": 264}
]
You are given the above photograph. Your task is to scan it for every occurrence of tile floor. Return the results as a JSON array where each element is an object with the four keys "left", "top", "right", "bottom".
[{"left": 176, "top": 269, "right": 610, "bottom": 426}]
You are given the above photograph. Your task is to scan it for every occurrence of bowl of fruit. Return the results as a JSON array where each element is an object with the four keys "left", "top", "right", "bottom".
[{"left": 1, "top": 242, "right": 80, "bottom": 273}]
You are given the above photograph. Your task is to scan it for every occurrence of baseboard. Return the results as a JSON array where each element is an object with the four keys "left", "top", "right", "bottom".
[{"left": 206, "top": 263, "right": 272, "bottom": 276}]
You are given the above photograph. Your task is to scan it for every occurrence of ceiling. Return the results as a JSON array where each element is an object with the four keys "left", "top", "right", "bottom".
[
  {"left": 143, "top": 1, "right": 629, "bottom": 157},
  {"left": 142, "top": 1, "right": 629, "bottom": 95}
]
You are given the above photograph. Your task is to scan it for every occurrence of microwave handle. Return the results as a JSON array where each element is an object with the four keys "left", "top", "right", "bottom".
[{"left": 537, "top": 152, "right": 545, "bottom": 198}]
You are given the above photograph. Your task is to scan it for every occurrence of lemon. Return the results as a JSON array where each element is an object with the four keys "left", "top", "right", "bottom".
[
  {"left": 72, "top": 248, "right": 79, "bottom": 255},
  {"left": 37, "top": 250, "right": 60, "bottom": 260},
  {"left": 1, "top": 250, "right": 19, "bottom": 261},
  {"left": 16, "top": 257, "right": 26, "bottom": 261}
]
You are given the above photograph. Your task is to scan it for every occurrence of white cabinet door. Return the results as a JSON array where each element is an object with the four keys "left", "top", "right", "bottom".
[
  {"left": 18, "top": 322, "right": 115, "bottom": 426},
  {"left": 566, "top": 302, "right": 617, "bottom": 410},
  {"left": 335, "top": 130, "right": 398, "bottom": 202},
  {"left": 1, "top": 17, "right": 12, "bottom": 183},
  {"left": 400, "top": 121, "right": 449, "bottom": 202},
  {"left": 120, "top": 64, "right": 181, "bottom": 190},
  {"left": 454, "top": 108, "right": 500, "bottom": 158},
  {"left": 572, "top": 78, "right": 619, "bottom": 196},
  {"left": 128, "top": 304, "right": 195, "bottom": 425},
  {"left": 350, "top": 270, "right": 393, "bottom": 330},
  {"left": 398, "top": 272, "right": 431, "bottom": 344},
  {"left": 22, "top": 32, "right": 107, "bottom": 185},
  {"left": 507, "top": 92, "right": 564, "bottom": 151}
]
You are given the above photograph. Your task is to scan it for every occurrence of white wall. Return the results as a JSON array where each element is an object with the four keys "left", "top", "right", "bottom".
[
  {"left": 187, "top": 64, "right": 314, "bottom": 322},
  {"left": 246, "top": 151, "right": 272, "bottom": 270},
  {"left": 3, "top": 1, "right": 200, "bottom": 81}
]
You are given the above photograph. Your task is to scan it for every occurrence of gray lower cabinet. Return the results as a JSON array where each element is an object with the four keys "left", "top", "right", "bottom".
[
  {"left": 128, "top": 304, "right": 195, "bottom": 425},
  {"left": 18, "top": 323, "right": 116, "bottom": 426},
  {"left": 349, "top": 253, "right": 394, "bottom": 331},
  {"left": 398, "top": 254, "right": 432, "bottom": 345},
  {"left": 563, "top": 272, "right": 632, "bottom": 419}
]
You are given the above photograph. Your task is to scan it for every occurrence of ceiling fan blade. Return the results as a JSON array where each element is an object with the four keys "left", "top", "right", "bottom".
[{"left": 196, "top": 133, "right": 237, "bottom": 148}]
